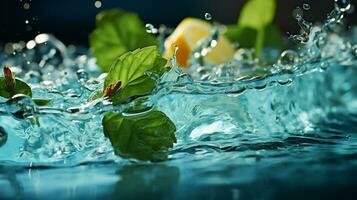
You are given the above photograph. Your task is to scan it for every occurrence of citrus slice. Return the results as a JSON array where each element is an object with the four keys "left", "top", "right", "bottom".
[{"left": 164, "top": 18, "right": 235, "bottom": 67}]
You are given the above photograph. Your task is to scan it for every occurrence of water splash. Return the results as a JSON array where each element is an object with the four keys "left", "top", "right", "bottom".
[{"left": 0, "top": 2, "right": 356, "bottom": 166}]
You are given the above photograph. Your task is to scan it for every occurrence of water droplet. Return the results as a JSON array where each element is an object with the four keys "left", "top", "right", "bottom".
[
  {"left": 210, "top": 40, "right": 218, "bottom": 48},
  {"left": 5, "top": 94, "right": 38, "bottom": 120},
  {"left": 334, "top": 0, "right": 351, "bottom": 12},
  {"left": 303, "top": 4, "right": 310, "bottom": 10},
  {"left": 0, "top": 127, "right": 8, "bottom": 148},
  {"left": 234, "top": 49, "right": 254, "bottom": 61},
  {"left": 316, "top": 35, "right": 327, "bottom": 48},
  {"left": 200, "top": 48, "right": 208, "bottom": 56},
  {"left": 23, "top": 3, "right": 30, "bottom": 9},
  {"left": 145, "top": 23, "right": 158, "bottom": 34},
  {"left": 76, "top": 69, "right": 89, "bottom": 82},
  {"left": 204, "top": 13, "right": 212, "bottom": 21},
  {"left": 94, "top": 1, "right": 102, "bottom": 8},
  {"left": 289, "top": 15, "right": 312, "bottom": 44},
  {"left": 292, "top": 7, "right": 304, "bottom": 19},
  {"left": 320, "top": 61, "right": 329, "bottom": 70},
  {"left": 26, "top": 40, "right": 36, "bottom": 49},
  {"left": 352, "top": 45, "right": 357, "bottom": 57},
  {"left": 278, "top": 50, "right": 299, "bottom": 65}
]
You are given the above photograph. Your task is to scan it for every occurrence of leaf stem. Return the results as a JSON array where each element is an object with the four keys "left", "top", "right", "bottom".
[{"left": 255, "top": 27, "right": 265, "bottom": 59}]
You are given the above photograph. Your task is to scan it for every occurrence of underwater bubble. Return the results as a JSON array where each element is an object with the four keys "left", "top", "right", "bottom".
[
  {"left": 5, "top": 94, "right": 38, "bottom": 120},
  {"left": 303, "top": 4, "right": 310, "bottom": 11},
  {"left": 334, "top": 0, "right": 351, "bottom": 12},
  {"left": 145, "top": 24, "right": 158, "bottom": 34},
  {"left": 0, "top": 127, "right": 7, "bottom": 148},
  {"left": 278, "top": 50, "right": 299, "bottom": 65},
  {"left": 204, "top": 13, "right": 212, "bottom": 21}
]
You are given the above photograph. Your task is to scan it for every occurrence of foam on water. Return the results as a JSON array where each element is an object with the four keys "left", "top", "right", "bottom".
[{"left": 0, "top": 1, "right": 356, "bottom": 167}]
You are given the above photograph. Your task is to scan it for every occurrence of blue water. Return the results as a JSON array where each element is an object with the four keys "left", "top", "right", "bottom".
[{"left": 1, "top": 2, "right": 357, "bottom": 199}]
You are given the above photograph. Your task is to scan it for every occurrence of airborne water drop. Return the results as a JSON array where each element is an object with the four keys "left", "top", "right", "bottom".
[
  {"left": 204, "top": 13, "right": 212, "bottom": 21},
  {"left": 334, "top": 0, "right": 351, "bottom": 12}
]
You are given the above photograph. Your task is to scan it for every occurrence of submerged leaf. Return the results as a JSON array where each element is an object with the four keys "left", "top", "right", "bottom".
[
  {"left": 102, "top": 110, "right": 177, "bottom": 161},
  {"left": 104, "top": 46, "right": 167, "bottom": 104},
  {"left": 33, "top": 99, "right": 52, "bottom": 106},
  {"left": 89, "top": 9, "right": 158, "bottom": 72}
]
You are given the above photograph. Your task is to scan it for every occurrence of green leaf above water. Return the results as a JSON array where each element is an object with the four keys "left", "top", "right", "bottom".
[
  {"left": 225, "top": 24, "right": 283, "bottom": 49},
  {"left": 104, "top": 46, "right": 167, "bottom": 104},
  {"left": 0, "top": 78, "right": 32, "bottom": 99},
  {"left": 89, "top": 9, "right": 158, "bottom": 72},
  {"left": 239, "top": 0, "right": 276, "bottom": 30},
  {"left": 225, "top": 0, "right": 279, "bottom": 59},
  {"left": 102, "top": 110, "right": 177, "bottom": 161}
]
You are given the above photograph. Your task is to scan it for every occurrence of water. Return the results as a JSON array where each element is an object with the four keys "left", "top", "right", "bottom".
[{"left": 1, "top": 1, "right": 357, "bottom": 199}]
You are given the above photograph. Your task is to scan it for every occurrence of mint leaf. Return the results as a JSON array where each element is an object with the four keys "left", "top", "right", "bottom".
[
  {"left": 89, "top": 9, "right": 158, "bottom": 72},
  {"left": 102, "top": 110, "right": 177, "bottom": 161},
  {"left": 236, "top": 0, "right": 277, "bottom": 58},
  {"left": 0, "top": 67, "right": 32, "bottom": 98},
  {"left": 104, "top": 46, "right": 167, "bottom": 104}
]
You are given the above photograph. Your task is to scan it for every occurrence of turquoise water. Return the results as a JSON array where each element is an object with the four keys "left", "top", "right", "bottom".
[{"left": 1, "top": 1, "right": 357, "bottom": 199}]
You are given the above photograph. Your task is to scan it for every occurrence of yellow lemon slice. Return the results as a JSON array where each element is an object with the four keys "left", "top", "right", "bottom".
[{"left": 164, "top": 18, "right": 235, "bottom": 67}]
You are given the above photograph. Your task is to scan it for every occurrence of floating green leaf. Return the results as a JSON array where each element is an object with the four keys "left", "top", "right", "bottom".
[
  {"left": 102, "top": 110, "right": 177, "bottom": 161},
  {"left": 90, "top": 9, "right": 158, "bottom": 72},
  {"left": 104, "top": 46, "right": 167, "bottom": 104},
  {"left": 0, "top": 77, "right": 32, "bottom": 98}
]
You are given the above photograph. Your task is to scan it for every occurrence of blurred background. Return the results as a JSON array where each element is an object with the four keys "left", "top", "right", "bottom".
[{"left": 0, "top": 0, "right": 356, "bottom": 46}]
